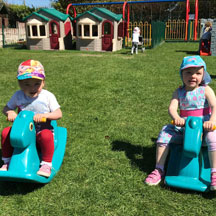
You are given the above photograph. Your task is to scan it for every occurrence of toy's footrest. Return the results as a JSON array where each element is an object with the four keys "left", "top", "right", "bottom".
[{"left": 165, "top": 176, "right": 209, "bottom": 192}]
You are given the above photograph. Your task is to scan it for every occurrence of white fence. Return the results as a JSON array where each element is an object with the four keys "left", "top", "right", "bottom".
[{"left": 0, "top": 22, "right": 26, "bottom": 47}]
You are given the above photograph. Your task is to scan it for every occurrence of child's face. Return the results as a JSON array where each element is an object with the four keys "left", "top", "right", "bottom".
[
  {"left": 19, "top": 78, "right": 44, "bottom": 98},
  {"left": 182, "top": 67, "right": 204, "bottom": 90}
]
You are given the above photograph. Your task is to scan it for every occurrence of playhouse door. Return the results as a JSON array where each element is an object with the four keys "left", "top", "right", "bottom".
[
  {"left": 49, "top": 20, "right": 60, "bottom": 49},
  {"left": 102, "top": 20, "right": 113, "bottom": 51}
]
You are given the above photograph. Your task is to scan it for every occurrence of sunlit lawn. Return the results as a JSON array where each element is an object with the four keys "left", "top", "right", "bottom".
[{"left": 0, "top": 42, "right": 216, "bottom": 215}]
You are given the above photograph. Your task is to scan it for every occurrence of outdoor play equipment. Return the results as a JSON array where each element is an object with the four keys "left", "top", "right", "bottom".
[
  {"left": 185, "top": 0, "right": 199, "bottom": 41},
  {"left": 66, "top": 0, "right": 197, "bottom": 42},
  {"left": 0, "top": 110, "right": 67, "bottom": 183},
  {"left": 200, "top": 40, "right": 211, "bottom": 56},
  {"left": 165, "top": 116, "right": 211, "bottom": 192}
]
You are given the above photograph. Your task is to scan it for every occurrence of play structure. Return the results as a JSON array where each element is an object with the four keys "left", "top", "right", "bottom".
[
  {"left": 0, "top": 110, "right": 67, "bottom": 183},
  {"left": 66, "top": 0, "right": 199, "bottom": 42},
  {"left": 74, "top": 7, "right": 123, "bottom": 52},
  {"left": 165, "top": 117, "right": 211, "bottom": 192},
  {"left": 199, "top": 19, "right": 213, "bottom": 56},
  {"left": 23, "top": 8, "right": 73, "bottom": 50},
  {"left": 200, "top": 40, "right": 211, "bottom": 56},
  {"left": 21, "top": 0, "right": 201, "bottom": 51}
]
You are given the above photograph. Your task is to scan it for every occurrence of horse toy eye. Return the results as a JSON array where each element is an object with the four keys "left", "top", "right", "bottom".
[{"left": 29, "top": 123, "right": 33, "bottom": 131}]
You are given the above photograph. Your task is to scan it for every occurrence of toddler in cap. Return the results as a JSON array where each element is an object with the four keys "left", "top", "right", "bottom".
[
  {"left": 0, "top": 59, "right": 62, "bottom": 177},
  {"left": 145, "top": 56, "right": 216, "bottom": 190}
]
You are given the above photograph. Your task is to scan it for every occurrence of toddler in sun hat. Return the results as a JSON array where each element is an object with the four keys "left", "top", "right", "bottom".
[
  {"left": 145, "top": 55, "right": 216, "bottom": 191},
  {"left": 180, "top": 55, "right": 211, "bottom": 85},
  {"left": 131, "top": 27, "right": 140, "bottom": 54},
  {"left": 0, "top": 59, "right": 62, "bottom": 178}
]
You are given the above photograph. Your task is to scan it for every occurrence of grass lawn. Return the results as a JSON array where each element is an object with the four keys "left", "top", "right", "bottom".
[{"left": 0, "top": 42, "right": 216, "bottom": 216}]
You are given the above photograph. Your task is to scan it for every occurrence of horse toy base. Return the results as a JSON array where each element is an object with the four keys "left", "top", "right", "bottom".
[
  {"left": 0, "top": 111, "right": 67, "bottom": 183},
  {"left": 165, "top": 176, "right": 209, "bottom": 192},
  {"left": 165, "top": 143, "right": 211, "bottom": 192}
]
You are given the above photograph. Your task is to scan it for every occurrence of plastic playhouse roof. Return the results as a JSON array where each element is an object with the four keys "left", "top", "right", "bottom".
[
  {"left": 23, "top": 8, "right": 73, "bottom": 22},
  {"left": 75, "top": 11, "right": 103, "bottom": 22},
  {"left": 90, "top": 7, "right": 122, "bottom": 21},
  {"left": 75, "top": 7, "right": 122, "bottom": 22},
  {"left": 23, "top": 12, "right": 49, "bottom": 22}
]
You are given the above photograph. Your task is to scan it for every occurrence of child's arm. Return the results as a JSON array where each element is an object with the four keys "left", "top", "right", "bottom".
[
  {"left": 33, "top": 108, "right": 62, "bottom": 123},
  {"left": 204, "top": 86, "right": 216, "bottom": 131},
  {"left": 2, "top": 105, "right": 17, "bottom": 122},
  {"left": 168, "top": 89, "right": 185, "bottom": 126}
]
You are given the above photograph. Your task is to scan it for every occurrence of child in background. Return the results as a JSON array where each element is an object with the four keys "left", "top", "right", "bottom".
[
  {"left": 145, "top": 56, "right": 216, "bottom": 190},
  {"left": 200, "top": 21, "right": 212, "bottom": 50},
  {"left": 0, "top": 60, "right": 62, "bottom": 177},
  {"left": 131, "top": 27, "right": 140, "bottom": 54}
]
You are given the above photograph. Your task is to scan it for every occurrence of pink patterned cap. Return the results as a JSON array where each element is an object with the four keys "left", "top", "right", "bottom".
[{"left": 17, "top": 60, "right": 45, "bottom": 80}]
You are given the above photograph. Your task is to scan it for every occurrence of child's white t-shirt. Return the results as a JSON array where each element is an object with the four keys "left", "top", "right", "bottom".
[
  {"left": 132, "top": 33, "right": 140, "bottom": 43},
  {"left": 7, "top": 89, "right": 60, "bottom": 114}
]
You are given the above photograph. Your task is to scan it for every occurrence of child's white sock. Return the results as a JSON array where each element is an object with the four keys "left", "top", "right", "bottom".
[
  {"left": 156, "top": 164, "right": 164, "bottom": 172},
  {"left": 40, "top": 161, "right": 52, "bottom": 167},
  {"left": 2, "top": 157, "right": 11, "bottom": 164}
]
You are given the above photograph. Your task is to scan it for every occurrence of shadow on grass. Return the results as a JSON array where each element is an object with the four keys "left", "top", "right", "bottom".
[
  {"left": 210, "top": 75, "right": 216, "bottom": 79},
  {"left": 0, "top": 149, "right": 44, "bottom": 195},
  {"left": 3, "top": 44, "right": 27, "bottom": 50},
  {"left": 111, "top": 139, "right": 156, "bottom": 174},
  {"left": 175, "top": 50, "right": 199, "bottom": 55},
  {"left": 0, "top": 181, "right": 43, "bottom": 196},
  {"left": 111, "top": 139, "right": 216, "bottom": 199},
  {"left": 163, "top": 184, "right": 216, "bottom": 199}
]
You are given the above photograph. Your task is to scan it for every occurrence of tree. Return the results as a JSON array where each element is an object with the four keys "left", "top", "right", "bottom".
[{"left": 6, "top": 4, "right": 36, "bottom": 27}]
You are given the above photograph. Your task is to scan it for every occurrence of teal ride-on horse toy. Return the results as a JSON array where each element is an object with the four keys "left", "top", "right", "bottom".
[
  {"left": 0, "top": 110, "right": 67, "bottom": 183},
  {"left": 165, "top": 116, "right": 211, "bottom": 192}
]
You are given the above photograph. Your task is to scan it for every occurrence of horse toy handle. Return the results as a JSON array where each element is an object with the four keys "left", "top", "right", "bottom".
[
  {"left": 10, "top": 111, "right": 46, "bottom": 149},
  {"left": 171, "top": 117, "right": 216, "bottom": 158}
]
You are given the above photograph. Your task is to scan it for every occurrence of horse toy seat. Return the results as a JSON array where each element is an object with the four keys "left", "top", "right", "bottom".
[
  {"left": 0, "top": 110, "right": 67, "bottom": 183},
  {"left": 165, "top": 116, "right": 211, "bottom": 192}
]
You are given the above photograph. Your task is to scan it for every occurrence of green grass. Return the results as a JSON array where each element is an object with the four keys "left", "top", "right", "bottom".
[{"left": 0, "top": 43, "right": 216, "bottom": 216}]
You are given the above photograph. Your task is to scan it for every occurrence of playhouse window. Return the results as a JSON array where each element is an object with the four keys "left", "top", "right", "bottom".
[
  {"left": 51, "top": 23, "right": 58, "bottom": 34},
  {"left": 92, "top": 25, "right": 98, "bottom": 37},
  {"left": 32, "top": 25, "right": 38, "bottom": 36},
  {"left": 84, "top": 25, "right": 90, "bottom": 37},
  {"left": 78, "top": 25, "right": 82, "bottom": 37},
  {"left": 27, "top": 24, "right": 47, "bottom": 38},
  {"left": 40, "top": 25, "right": 46, "bottom": 36},
  {"left": 78, "top": 24, "right": 99, "bottom": 39},
  {"left": 104, "top": 22, "right": 111, "bottom": 35},
  {"left": 27, "top": 26, "right": 30, "bottom": 37}
]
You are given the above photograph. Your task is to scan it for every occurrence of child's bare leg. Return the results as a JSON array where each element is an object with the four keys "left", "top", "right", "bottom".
[
  {"left": 156, "top": 145, "right": 169, "bottom": 169},
  {"left": 205, "top": 131, "right": 216, "bottom": 190},
  {"left": 208, "top": 151, "right": 216, "bottom": 190},
  {"left": 208, "top": 151, "right": 216, "bottom": 168}
]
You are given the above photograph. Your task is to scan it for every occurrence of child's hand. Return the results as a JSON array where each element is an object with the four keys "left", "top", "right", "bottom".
[
  {"left": 7, "top": 111, "right": 17, "bottom": 122},
  {"left": 173, "top": 118, "right": 185, "bottom": 127},
  {"left": 34, "top": 114, "right": 47, "bottom": 123},
  {"left": 203, "top": 121, "right": 216, "bottom": 131}
]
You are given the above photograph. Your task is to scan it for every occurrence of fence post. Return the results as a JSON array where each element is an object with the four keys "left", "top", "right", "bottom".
[
  {"left": 151, "top": 21, "right": 165, "bottom": 48},
  {"left": 2, "top": 23, "right": 4, "bottom": 48}
]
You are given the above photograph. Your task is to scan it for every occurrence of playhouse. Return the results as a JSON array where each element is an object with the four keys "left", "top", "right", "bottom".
[
  {"left": 23, "top": 8, "right": 73, "bottom": 50},
  {"left": 74, "top": 7, "right": 123, "bottom": 52}
]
